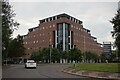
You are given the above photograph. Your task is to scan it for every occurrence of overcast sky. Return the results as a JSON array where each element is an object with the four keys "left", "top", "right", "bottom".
[{"left": 9, "top": 0, "right": 120, "bottom": 44}]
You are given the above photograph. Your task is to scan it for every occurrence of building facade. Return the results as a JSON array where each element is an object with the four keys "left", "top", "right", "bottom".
[
  {"left": 103, "top": 42, "right": 112, "bottom": 59},
  {"left": 22, "top": 13, "right": 103, "bottom": 59}
]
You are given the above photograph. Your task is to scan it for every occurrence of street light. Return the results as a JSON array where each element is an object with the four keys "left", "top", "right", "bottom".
[
  {"left": 49, "top": 32, "right": 52, "bottom": 63},
  {"left": 83, "top": 36, "right": 86, "bottom": 63},
  {"left": 49, "top": 40, "right": 51, "bottom": 63}
]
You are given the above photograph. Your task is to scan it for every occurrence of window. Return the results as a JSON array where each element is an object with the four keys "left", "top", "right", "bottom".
[
  {"left": 36, "top": 28, "right": 38, "bottom": 31},
  {"left": 57, "top": 23, "right": 70, "bottom": 50},
  {"left": 46, "top": 18, "right": 48, "bottom": 22},
  {"left": 53, "top": 24, "right": 55, "bottom": 27},
  {"left": 51, "top": 17, "right": 53, "bottom": 20},
  {"left": 34, "top": 41, "right": 35, "bottom": 43},
  {"left": 77, "top": 40, "right": 78, "bottom": 43},
  {"left": 43, "top": 40, "right": 45, "bottom": 42},
  {"left": 23, "top": 36, "right": 25, "bottom": 39},
  {"left": 45, "top": 19, "right": 47, "bottom": 22},
  {"left": 72, "top": 18, "right": 74, "bottom": 21},
  {"left": 49, "top": 25, "right": 51, "bottom": 28},
  {"left": 55, "top": 16, "right": 57, "bottom": 20},
  {"left": 75, "top": 19, "right": 76, "bottom": 23},
  {"left": 48, "top": 18, "right": 50, "bottom": 22},
  {"left": 53, "top": 16, "right": 55, "bottom": 20},
  {"left": 25, "top": 36, "right": 27, "bottom": 39},
  {"left": 23, "top": 42, "right": 25, "bottom": 44},
  {"left": 33, "top": 35, "right": 35, "bottom": 37},
  {"left": 81, "top": 29, "right": 83, "bottom": 31},
  {"left": 43, "top": 27, "right": 45, "bottom": 29},
  {"left": 77, "top": 20, "right": 79, "bottom": 23},
  {"left": 69, "top": 17, "right": 71, "bottom": 20},
  {"left": 76, "top": 27, "right": 78, "bottom": 30},
  {"left": 36, "top": 41, "right": 39, "bottom": 43},
  {"left": 28, "top": 42, "right": 30, "bottom": 44},
  {"left": 71, "top": 25, "right": 73, "bottom": 28},
  {"left": 33, "top": 29, "right": 35, "bottom": 31}
]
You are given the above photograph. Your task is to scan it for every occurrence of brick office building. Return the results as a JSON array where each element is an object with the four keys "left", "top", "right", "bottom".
[{"left": 22, "top": 13, "right": 103, "bottom": 59}]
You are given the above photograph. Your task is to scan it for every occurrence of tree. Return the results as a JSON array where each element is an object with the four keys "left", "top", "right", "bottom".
[
  {"left": 51, "top": 48, "right": 60, "bottom": 63},
  {"left": 100, "top": 53, "right": 107, "bottom": 63},
  {"left": 83, "top": 51, "right": 98, "bottom": 63},
  {"left": 111, "top": 50, "right": 118, "bottom": 62},
  {"left": 69, "top": 48, "right": 82, "bottom": 63},
  {"left": 110, "top": 9, "right": 120, "bottom": 57},
  {"left": 8, "top": 35, "right": 25, "bottom": 58},
  {"left": 2, "top": 0, "right": 19, "bottom": 60},
  {"left": 62, "top": 50, "right": 69, "bottom": 60},
  {"left": 84, "top": 52, "right": 92, "bottom": 63},
  {"left": 30, "top": 50, "right": 43, "bottom": 63},
  {"left": 30, "top": 51, "right": 39, "bottom": 61},
  {"left": 91, "top": 52, "right": 98, "bottom": 63},
  {"left": 42, "top": 47, "right": 50, "bottom": 63}
]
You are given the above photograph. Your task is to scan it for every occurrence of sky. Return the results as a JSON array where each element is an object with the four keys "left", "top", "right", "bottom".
[{"left": 9, "top": 0, "right": 120, "bottom": 44}]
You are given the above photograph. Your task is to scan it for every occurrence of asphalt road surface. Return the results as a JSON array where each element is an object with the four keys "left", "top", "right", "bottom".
[{"left": 2, "top": 64, "right": 106, "bottom": 80}]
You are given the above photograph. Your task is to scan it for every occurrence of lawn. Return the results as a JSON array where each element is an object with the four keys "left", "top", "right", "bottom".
[{"left": 71, "top": 63, "right": 120, "bottom": 73}]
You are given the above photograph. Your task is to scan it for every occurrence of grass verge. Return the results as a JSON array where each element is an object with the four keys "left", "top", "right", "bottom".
[{"left": 71, "top": 63, "right": 120, "bottom": 73}]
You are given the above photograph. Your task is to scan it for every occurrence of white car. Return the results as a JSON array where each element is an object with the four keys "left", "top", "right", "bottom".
[{"left": 25, "top": 60, "right": 36, "bottom": 69}]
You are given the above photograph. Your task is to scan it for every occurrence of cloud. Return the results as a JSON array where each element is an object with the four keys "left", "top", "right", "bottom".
[
  {"left": 10, "top": 2, "right": 117, "bottom": 43},
  {"left": 12, "top": 18, "right": 39, "bottom": 38},
  {"left": 9, "top": 0, "right": 120, "bottom": 2}
]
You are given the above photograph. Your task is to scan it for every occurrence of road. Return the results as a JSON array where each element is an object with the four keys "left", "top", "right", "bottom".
[{"left": 2, "top": 64, "right": 105, "bottom": 80}]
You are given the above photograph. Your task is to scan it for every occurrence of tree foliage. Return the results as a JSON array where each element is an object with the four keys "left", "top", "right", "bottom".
[
  {"left": 2, "top": 0, "right": 19, "bottom": 60},
  {"left": 42, "top": 48, "right": 50, "bottom": 63},
  {"left": 62, "top": 50, "right": 69, "bottom": 60},
  {"left": 30, "top": 47, "right": 100, "bottom": 63},
  {"left": 8, "top": 35, "right": 25, "bottom": 58},
  {"left": 30, "top": 50, "right": 43, "bottom": 62},
  {"left": 69, "top": 48, "right": 82, "bottom": 62},
  {"left": 110, "top": 9, "right": 120, "bottom": 57},
  {"left": 100, "top": 53, "right": 108, "bottom": 63},
  {"left": 51, "top": 48, "right": 60, "bottom": 63},
  {"left": 84, "top": 51, "right": 98, "bottom": 63}
]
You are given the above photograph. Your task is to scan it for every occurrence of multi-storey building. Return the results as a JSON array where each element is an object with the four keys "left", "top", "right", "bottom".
[
  {"left": 22, "top": 13, "right": 103, "bottom": 59},
  {"left": 103, "top": 42, "right": 112, "bottom": 59}
]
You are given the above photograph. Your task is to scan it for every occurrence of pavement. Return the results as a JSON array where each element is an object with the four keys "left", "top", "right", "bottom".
[{"left": 62, "top": 67, "right": 120, "bottom": 80}]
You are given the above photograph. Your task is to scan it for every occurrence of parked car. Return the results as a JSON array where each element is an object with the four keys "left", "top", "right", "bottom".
[{"left": 25, "top": 60, "right": 36, "bottom": 69}]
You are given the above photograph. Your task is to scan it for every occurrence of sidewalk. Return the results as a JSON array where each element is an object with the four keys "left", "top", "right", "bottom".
[{"left": 62, "top": 68, "right": 120, "bottom": 80}]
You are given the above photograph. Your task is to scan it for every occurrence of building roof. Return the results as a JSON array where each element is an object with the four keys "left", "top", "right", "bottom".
[{"left": 39, "top": 13, "right": 83, "bottom": 24}]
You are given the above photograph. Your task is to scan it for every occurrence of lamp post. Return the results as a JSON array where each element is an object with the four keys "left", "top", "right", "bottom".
[
  {"left": 49, "top": 39, "right": 51, "bottom": 63},
  {"left": 49, "top": 32, "right": 52, "bottom": 63},
  {"left": 83, "top": 36, "right": 86, "bottom": 63},
  {"left": 50, "top": 46, "right": 51, "bottom": 63}
]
